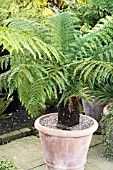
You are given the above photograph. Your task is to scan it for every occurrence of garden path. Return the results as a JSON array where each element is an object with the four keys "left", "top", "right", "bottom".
[{"left": 0, "top": 135, "right": 113, "bottom": 170}]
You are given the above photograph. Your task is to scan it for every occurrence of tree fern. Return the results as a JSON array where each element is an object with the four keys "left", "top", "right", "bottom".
[{"left": 1, "top": 10, "right": 113, "bottom": 119}]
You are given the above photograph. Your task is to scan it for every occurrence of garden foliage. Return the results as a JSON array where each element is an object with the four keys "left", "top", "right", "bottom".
[{"left": 0, "top": 0, "right": 113, "bottom": 118}]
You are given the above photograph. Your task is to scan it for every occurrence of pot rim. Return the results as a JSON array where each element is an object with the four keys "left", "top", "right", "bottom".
[
  {"left": 35, "top": 113, "right": 98, "bottom": 138},
  {"left": 103, "top": 103, "right": 113, "bottom": 116}
]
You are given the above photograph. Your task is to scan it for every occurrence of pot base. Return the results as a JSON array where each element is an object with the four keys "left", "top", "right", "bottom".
[{"left": 46, "top": 163, "right": 84, "bottom": 170}]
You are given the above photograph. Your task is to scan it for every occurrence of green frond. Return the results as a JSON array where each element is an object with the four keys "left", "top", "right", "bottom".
[
  {"left": 71, "top": 59, "right": 113, "bottom": 87},
  {"left": 0, "top": 0, "right": 12, "bottom": 8},
  {"left": 0, "top": 55, "right": 10, "bottom": 70},
  {"left": 44, "top": 12, "right": 81, "bottom": 57},
  {"left": 14, "top": 65, "right": 48, "bottom": 117},
  {"left": 89, "top": 0, "right": 113, "bottom": 12},
  {"left": 1, "top": 8, "right": 113, "bottom": 118},
  {"left": 4, "top": 17, "right": 46, "bottom": 39},
  {"left": 0, "top": 68, "right": 18, "bottom": 96},
  {"left": 91, "top": 83, "right": 113, "bottom": 103},
  {"left": 71, "top": 16, "right": 113, "bottom": 61},
  {"left": 0, "top": 0, "right": 12, "bottom": 23},
  {"left": 58, "top": 81, "right": 92, "bottom": 107},
  {"left": 0, "top": 61, "right": 68, "bottom": 117},
  {"left": 0, "top": 20, "right": 60, "bottom": 61},
  {"left": 0, "top": 96, "right": 13, "bottom": 115}
]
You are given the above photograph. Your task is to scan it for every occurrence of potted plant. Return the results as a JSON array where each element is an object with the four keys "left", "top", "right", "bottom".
[
  {"left": 0, "top": 11, "right": 98, "bottom": 170},
  {"left": 1, "top": 1, "right": 113, "bottom": 169},
  {"left": 91, "top": 83, "right": 113, "bottom": 159},
  {"left": 34, "top": 10, "right": 113, "bottom": 168},
  {"left": 81, "top": 99, "right": 106, "bottom": 122}
]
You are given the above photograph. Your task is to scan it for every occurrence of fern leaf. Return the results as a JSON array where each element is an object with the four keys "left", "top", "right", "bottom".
[{"left": 0, "top": 55, "right": 10, "bottom": 70}]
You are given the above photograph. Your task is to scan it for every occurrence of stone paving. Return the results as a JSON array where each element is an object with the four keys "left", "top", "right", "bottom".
[{"left": 0, "top": 135, "right": 113, "bottom": 170}]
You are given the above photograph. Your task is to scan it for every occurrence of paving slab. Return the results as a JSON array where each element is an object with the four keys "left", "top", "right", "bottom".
[
  {"left": 0, "top": 127, "right": 38, "bottom": 144},
  {"left": 90, "top": 134, "right": 103, "bottom": 147},
  {"left": 0, "top": 136, "right": 44, "bottom": 170},
  {"left": 0, "top": 135, "right": 113, "bottom": 170},
  {"left": 87, "top": 144, "right": 113, "bottom": 170}
]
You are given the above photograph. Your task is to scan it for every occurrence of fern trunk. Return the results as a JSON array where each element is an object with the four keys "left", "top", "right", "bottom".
[{"left": 57, "top": 97, "right": 80, "bottom": 130}]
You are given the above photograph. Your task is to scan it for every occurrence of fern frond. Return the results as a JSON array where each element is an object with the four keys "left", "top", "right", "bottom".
[
  {"left": 44, "top": 12, "right": 81, "bottom": 57},
  {"left": 71, "top": 16, "right": 113, "bottom": 61},
  {"left": 0, "top": 55, "right": 10, "bottom": 70},
  {"left": 0, "top": 61, "right": 68, "bottom": 117},
  {"left": 1, "top": 10, "right": 113, "bottom": 117},
  {"left": 70, "top": 59, "right": 113, "bottom": 87},
  {"left": 0, "top": 23, "right": 60, "bottom": 61},
  {"left": 90, "top": 82, "right": 113, "bottom": 103},
  {"left": 0, "top": 68, "right": 19, "bottom": 96},
  {"left": 89, "top": 0, "right": 113, "bottom": 12}
]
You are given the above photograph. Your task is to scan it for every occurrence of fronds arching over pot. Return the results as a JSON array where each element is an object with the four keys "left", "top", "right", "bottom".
[{"left": 1, "top": 11, "right": 113, "bottom": 128}]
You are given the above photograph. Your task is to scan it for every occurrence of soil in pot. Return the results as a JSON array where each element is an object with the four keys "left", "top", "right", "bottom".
[{"left": 40, "top": 114, "right": 94, "bottom": 130}]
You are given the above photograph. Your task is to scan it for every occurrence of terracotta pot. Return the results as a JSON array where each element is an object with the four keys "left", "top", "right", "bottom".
[
  {"left": 82, "top": 99, "right": 106, "bottom": 122},
  {"left": 35, "top": 113, "right": 98, "bottom": 170},
  {"left": 103, "top": 104, "right": 112, "bottom": 116}
]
